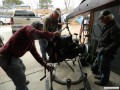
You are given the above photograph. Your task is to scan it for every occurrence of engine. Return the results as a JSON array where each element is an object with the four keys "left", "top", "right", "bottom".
[{"left": 45, "top": 35, "right": 85, "bottom": 63}]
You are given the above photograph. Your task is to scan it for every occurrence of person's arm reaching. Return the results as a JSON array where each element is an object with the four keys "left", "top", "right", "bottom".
[
  {"left": 30, "top": 28, "right": 60, "bottom": 40},
  {"left": 30, "top": 43, "right": 52, "bottom": 71}
]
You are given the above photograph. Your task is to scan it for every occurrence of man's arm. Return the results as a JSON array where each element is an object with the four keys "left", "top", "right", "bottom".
[
  {"left": 32, "top": 30, "right": 54, "bottom": 40},
  {"left": 30, "top": 42, "right": 46, "bottom": 66},
  {"left": 104, "top": 26, "right": 120, "bottom": 52},
  {"left": 30, "top": 43, "right": 53, "bottom": 72},
  {"left": 28, "top": 26, "right": 60, "bottom": 40}
]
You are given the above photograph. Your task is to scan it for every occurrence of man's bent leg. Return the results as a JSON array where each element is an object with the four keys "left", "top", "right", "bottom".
[
  {"left": 19, "top": 59, "right": 30, "bottom": 85},
  {"left": 100, "top": 55, "right": 113, "bottom": 83},
  {"left": 19, "top": 59, "right": 26, "bottom": 72},
  {"left": 2, "top": 57, "right": 28, "bottom": 90}
]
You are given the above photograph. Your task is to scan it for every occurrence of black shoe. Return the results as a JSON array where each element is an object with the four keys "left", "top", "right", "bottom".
[
  {"left": 94, "top": 75, "right": 101, "bottom": 80},
  {"left": 26, "top": 80, "right": 30, "bottom": 85},
  {"left": 94, "top": 80, "right": 108, "bottom": 86}
]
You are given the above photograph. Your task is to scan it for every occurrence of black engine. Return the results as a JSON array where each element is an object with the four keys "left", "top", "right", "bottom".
[{"left": 45, "top": 35, "right": 85, "bottom": 63}]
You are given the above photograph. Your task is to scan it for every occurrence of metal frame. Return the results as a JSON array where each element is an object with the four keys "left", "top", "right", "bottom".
[
  {"left": 40, "top": 21, "right": 91, "bottom": 90},
  {"left": 48, "top": 56, "right": 91, "bottom": 90}
]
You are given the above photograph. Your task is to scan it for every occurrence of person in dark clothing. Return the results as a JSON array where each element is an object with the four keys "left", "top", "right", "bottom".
[
  {"left": 94, "top": 10, "right": 120, "bottom": 86},
  {"left": 0, "top": 21, "right": 60, "bottom": 90}
]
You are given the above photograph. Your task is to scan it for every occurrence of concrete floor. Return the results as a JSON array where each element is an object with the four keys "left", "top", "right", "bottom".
[{"left": 0, "top": 50, "right": 120, "bottom": 90}]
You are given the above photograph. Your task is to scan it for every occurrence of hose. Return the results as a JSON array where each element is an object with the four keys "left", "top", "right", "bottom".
[{"left": 89, "top": 23, "right": 103, "bottom": 63}]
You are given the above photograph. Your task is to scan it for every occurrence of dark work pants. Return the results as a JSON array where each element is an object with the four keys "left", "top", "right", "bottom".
[
  {"left": 99, "top": 55, "right": 114, "bottom": 83},
  {"left": 0, "top": 54, "right": 28, "bottom": 90}
]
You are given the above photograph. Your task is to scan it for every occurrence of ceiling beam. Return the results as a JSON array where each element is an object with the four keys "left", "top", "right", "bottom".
[{"left": 66, "top": 0, "right": 120, "bottom": 20}]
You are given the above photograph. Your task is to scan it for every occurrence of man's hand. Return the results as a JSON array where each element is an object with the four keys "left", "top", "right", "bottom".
[
  {"left": 45, "top": 64, "right": 53, "bottom": 72},
  {"left": 53, "top": 31, "right": 60, "bottom": 37}
]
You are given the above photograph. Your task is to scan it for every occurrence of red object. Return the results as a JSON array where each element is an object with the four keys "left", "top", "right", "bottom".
[{"left": 0, "top": 25, "right": 53, "bottom": 65}]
